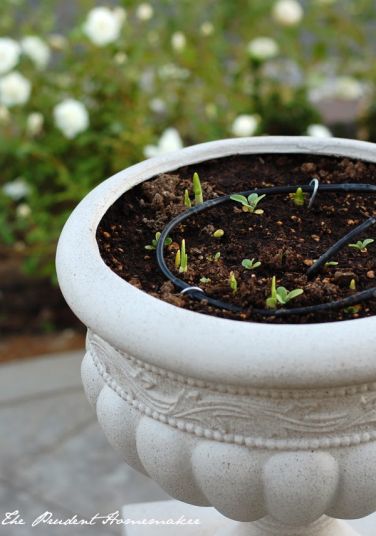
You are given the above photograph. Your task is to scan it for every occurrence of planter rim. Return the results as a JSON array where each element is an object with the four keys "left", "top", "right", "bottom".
[{"left": 56, "top": 136, "right": 376, "bottom": 388}]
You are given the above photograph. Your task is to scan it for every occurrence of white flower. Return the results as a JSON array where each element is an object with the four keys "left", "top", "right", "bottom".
[
  {"left": 333, "top": 77, "right": 364, "bottom": 100},
  {"left": 248, "top": 37, "right": 279, "bottom": 61},
  {"left": 27, "top": 112, "right": 44, "bottom": 136},
  {"left": 149, "top": 98, "right": 166, "bottom": 114},
  {"left": 0, "top": 38, "right": 20, "bottom": 75},
  {"left": 16, "top": 203, "right": 31, "bottom": 218},
  {"left": 200, "top": 22, "right": 214, "bottom": 36},
  {"left": 144, "top": 128, "right": 183, "bottom": 158},
  {"left": 306, "top": 124, "right": 332, "bottom": 137},
  {"left": 171, "top": 32, "right": 186, "bottom": 52},
  {"left": 83, "top": 7, "right": 124, "bottom": 46},
  {"left": 231, "top": 114, "right": 259, "bottom": 137},
  {"left": 272, "top": 0, "right": 303, "bottom": 26},
  {"left": 21, "top": 36, "right": 50, "bottom": 69},
  {"left": 53, "top": 98, "right": 89, "bottom": 139},
  {"left": 3, "top": 178, "right": 30, "bottom": 200},
  {"left": 136, "top": 3, "right": 154, "bottom": 21},
  {"left": 309, "top": 76, "right": 365, "bottom": 102},
  {"left": 0, "top": 71, "right": 31, "bottom": 107},
  {"left": 113, "top": 51, "right": 127, "bottom": 65}
]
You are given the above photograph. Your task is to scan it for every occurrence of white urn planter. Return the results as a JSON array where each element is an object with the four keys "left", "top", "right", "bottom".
[{"left": 56, "top": 137, "right": 376, "bottom": 535}]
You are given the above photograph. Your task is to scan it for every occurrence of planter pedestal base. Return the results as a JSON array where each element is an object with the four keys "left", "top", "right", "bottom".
[{"left": 122, "top": 501, "right": 363, "bottom": 536}]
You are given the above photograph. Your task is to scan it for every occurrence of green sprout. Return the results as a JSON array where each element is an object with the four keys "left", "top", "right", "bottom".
[
  {"left": 207, "top": 251, "right": 221, "bottom": 262},
  {"left": 344, "top": 304, "right": 362, "bottom": 314},
  {"left": 241, "top": 258, "right": 261, "bottom": 270},
  {"left": 145, "top": 232, "right": 172, "bottom": 250},
  {"left": 266, "top": 276, "right": 304, "bottom": 309},
  {"left": 289, "top": 187, "right": 305, "bottom": 207},
  {"left": 349, "top": 278, "right": 356, "bottom": 290},
  {"left": 176, "top": 239, "right": 188, "bottom": 273},
  {"left": 229, "top": 271, "right": 238, "bottom": 294},
  {"left": 230, "top": 193, "right": 265, "bottom": 214},
  {"left": 325, "top": 261, "right": 338, "bottom": 267},
  {"left": 193, "top": 172, "right": 203, "bottom": 205},
  {"left": 348, "top": 239, "right": 374, "bottom": 253},
  {"left": 213, "top": 229, "right": 224, "bottom": 238},
  {"left": 184, "top": 189, "right": 192, "bottom": 208},
  {"left": 200, "top": 276, "right": 211, "bottom": 283}
]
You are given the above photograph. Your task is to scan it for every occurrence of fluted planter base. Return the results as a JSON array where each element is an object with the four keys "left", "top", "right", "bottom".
[{"left": 122, "top": 501, "right": 362, "bottom": 535}]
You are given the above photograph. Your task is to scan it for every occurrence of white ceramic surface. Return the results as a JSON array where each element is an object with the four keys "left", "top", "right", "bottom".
[{"left": 57, "top": 137, "right": 376, "bottom": 535}]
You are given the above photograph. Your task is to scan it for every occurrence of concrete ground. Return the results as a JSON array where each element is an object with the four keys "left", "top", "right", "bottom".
[
  {"left": 0, "top": 351, "right": 169, "bottom": 536},
  {"left": 1, "top": 351, "right": 376, "bottom": 536}
]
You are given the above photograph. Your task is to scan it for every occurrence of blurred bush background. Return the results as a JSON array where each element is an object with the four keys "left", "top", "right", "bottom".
[{"left": 0, "top": 0, "right": 375, "bottom": 355}]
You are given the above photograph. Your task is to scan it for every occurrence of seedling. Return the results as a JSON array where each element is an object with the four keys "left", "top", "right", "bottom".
[
  {"left": 348, "top": 239, "right": 374, "bottom": 253},
  {"left": 145, "top": 232, "right": 172, "bottom": 250},
  {"left": 290, "top": 187, "right": 305, "bottom": 207},
  {"left": 325, "top": 261, "right": 338, "bottom": 267},
  {"left": 176, "top": 239, "right": 188, "bottom": 273},
  {"left": 266, "top": 276, "right": 304, "bottom": 309},
  {"left": 207, "top": 251, "right": 221, "bottom": 262},
  {"left": 193, "top": 172, "right": 203, "bottom": 205},
  {"left": 200, "top": 276, "right": 211, "bottom": 283},
  {"left": 344, "top": 304, "right": 362, "bottom": 314},
  {"left": 230, "top": 193, "right": 265, "bottom": 214},
  {"left": 184, "top": 189, "right": 192, "bottom": 208},
  {"left": 241, "top": 258, "right": 261, "bottom": 270},
  {"left": 229, "top": 271, "right": 238, "bottom": 294},
  {"left": 349, "top": 278, "right": 356, "bottom": 290},
  {"left": 213, "top": 229, "right": 224, "bottom": 238}
]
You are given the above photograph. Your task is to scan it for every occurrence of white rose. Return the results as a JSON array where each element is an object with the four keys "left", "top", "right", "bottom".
[
  {"left": 53, "top": 98, "right": 89, "bottom": 139},
  {"left": 16, "top": 203, "right": 31, "bottom": 218},
  {"left": 306, "top": 124, "right": 332, "bottom": 137},
  {"left": 231, "top": 114, "right": 259, "bottom": 137},
  {"left": 3, "top": 178, "right": 30, "bottom": 200},
  {"left": 83, "top": 7, "right": 124, "bottom": 46},
  {"left": 136, "top": 3, "right": 154, "bottom": 21},
  {"left": 27, "top": 112, "right": 44, "bottom": 136},
  {"left": 0, "top": 71, "right": 31, "bottom": 107},
  {"left": 21, "top": 36, "right": 50, "bottom": 69},
  {"left": 200, "top": 22, "right": 214, "bottom": 36},
  {"left": 272, "top": 0, "right": 303, "bottom": 26},
  {"left": 171, "top": 32, "right": 186, "bottom": 52},
  {"left": 0, "top": 38, "right": 21, "bottom": 75},
  {"left": 248, "top": 37, "right": 279, "bottom": 61},
  {"left": 334, "top": 77, "right": 364, "bottom": 100},
  {"left": 144, "top": 128, "right": 183, "bottom": 158}
]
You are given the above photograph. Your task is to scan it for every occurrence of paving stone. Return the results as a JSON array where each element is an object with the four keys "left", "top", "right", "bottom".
[
  {"left": 0, "top": 351, "right": 84, "bottom": 403},
  {"left": 13, "top": 422, "right": 170, "bottom": 519},
  {"left": 0, "top": 389, "right": 95, "bottom": 477},
  {"left": 0, "top": 481, "right": 115, "bottom": 536}
]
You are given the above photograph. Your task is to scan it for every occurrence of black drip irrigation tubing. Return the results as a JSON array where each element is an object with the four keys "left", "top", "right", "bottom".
[{"left": 156, "top": 183, "right": 376, "bottom": 317}]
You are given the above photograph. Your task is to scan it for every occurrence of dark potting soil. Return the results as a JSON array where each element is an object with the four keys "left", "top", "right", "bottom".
[{"left": 97, "top": 154, "right": 376, "bottom": 324}]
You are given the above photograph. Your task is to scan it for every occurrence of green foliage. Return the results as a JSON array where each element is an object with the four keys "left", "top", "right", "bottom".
[
  {"left": 176, "top": 239, "right": 188, "bottom": 273},
  {"left": 145, "top": 232, "right": 172, "bottom": 250},
  {"left": 266, "top": 276, "right": 304, "bottom": 309},
  {"left": 183, "top": 189, "right": 192, "bottom": 208},
  {"left": 213, "top": 229, "right": 224, "bottom": 238},
  {"left": 290, "top": 187, "right": 305, "bottom": 207},
  {"left": 192, "top": 172, "right": 203, "bottom": 205},
  {"left": 241, "top": 258, "right": 261, "bottom": 270},
  {"left": 230, "top": 193, "right": 266, "bottom": 214},
  {"left": 348, "top": 239, "right": 374, "bottom": 252},
  {"left": 229, "top": 271, "right": 237, "bottom": 294}
]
